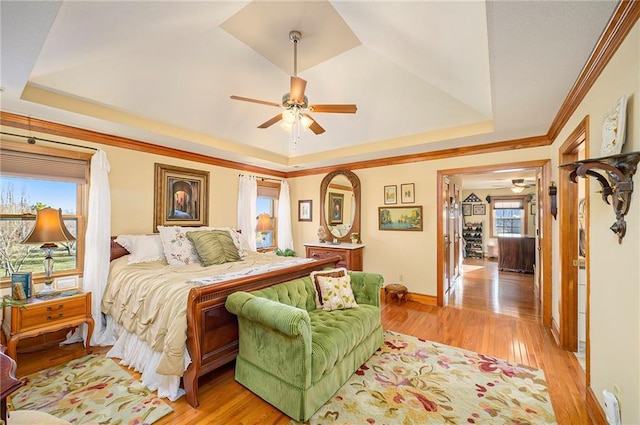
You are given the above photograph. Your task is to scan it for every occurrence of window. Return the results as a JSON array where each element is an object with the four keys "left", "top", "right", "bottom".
[
  {"left": 490, "top": 196, "right": 528, "bottom": 237},
  {"left": 0, "top": 143, "right": 90, "bottom": 283},
  {"left": 256, "top": 181, "right": 280, "bottom": 250}
]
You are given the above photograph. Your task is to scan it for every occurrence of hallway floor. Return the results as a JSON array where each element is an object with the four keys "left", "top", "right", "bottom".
[{"left": 447, "top": 257, "right": 542, "bottom": 321}]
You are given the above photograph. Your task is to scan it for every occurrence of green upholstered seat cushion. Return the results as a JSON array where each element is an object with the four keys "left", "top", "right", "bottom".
[
  {"left": 309, "top": 304, "right": 380, "bottom": 382},
  {"left": 186, "top": 230, "right": 241, "bottom": 266}
]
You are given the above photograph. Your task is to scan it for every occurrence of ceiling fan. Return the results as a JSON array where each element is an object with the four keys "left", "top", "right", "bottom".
[
  {"left": 230, "top": 30, "right": 357, "bottom": 135},
  {"left": 511, "top": 178, "right": 535, "bottom": 193}
]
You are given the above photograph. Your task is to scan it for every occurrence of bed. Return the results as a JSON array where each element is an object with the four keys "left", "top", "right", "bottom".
[{"left": 106, "top": 235, "right": 340, "bottom": 408}]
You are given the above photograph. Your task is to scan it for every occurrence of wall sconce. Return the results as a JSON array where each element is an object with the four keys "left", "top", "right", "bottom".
[
  {"left": 548, "top": 181, "right": 557, "bottom": 220},
  {"left": 485, "top": 195, "right": 491, "bottom": 204}
]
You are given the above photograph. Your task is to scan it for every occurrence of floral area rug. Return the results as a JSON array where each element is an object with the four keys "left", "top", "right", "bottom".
[
  {"left": 9, "top": 354, "right": 173, "bottom": 425},
  {"left": 295, "top": 330, "right": 556, "bottom": 424}
]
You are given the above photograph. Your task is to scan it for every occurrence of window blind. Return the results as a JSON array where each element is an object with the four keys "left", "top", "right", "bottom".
[{"left": 0, "top": 150, "right": 88, "bottom": 183}]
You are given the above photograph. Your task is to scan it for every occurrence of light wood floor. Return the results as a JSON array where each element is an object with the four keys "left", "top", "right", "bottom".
[{"left": 14, "top": 261, "right": 592, "bottom": 425}]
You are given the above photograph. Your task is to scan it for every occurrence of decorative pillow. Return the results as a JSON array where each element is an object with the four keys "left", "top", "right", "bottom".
[
  {"left": 186, "top": 230, "right": 241, "bottom": 266},
  {"left": 115, "top": 234, "right": 165, "bottom": 264},
  {"left": 157, "top": 226, "right": 202, "bottom": 266},
  {"left": 210, "top": 227, "right": 248, "bottom": 257},
  {"left": 310, "top": 268, "right": 347, "bottom": 308},
  {"left": 316, "top": 274, "right": 358, "bottom": 311}
]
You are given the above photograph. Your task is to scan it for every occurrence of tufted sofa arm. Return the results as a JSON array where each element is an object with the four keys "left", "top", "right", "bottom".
[
  {"left": 349, "top": 271, "right": 383, "bottom": 307},
  {"left": 225, "top": 292, "right": 311, "bottom": 336}
]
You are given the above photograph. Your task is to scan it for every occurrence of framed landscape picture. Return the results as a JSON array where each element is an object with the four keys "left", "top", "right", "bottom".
[
  {"left": 154, "top": 163, "right": 209, "bottom": 230},
  {"left": 378, "top": 206, "right": 423, "bottom": 231}
]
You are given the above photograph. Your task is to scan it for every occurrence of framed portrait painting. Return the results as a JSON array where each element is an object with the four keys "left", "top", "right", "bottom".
[
  {"left": 329, "top": 192, "right": 344, "bottom": 225},
  {"left": 154, "top": 163, "right": 209, "bottom": 230}
]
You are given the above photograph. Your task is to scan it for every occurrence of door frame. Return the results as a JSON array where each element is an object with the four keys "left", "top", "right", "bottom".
[
  {"left": 437, "top": 159, "right": 553, "bottom": 327},
  {"left": 558, "top": 117, "right": 590, "bottom": 364}
]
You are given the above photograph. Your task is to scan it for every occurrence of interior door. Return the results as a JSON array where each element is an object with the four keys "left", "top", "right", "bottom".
[
  {"left": 443, "top": 178, "right": 451, "bottom": 292},
  {"left": 453, "top": 184, "right": 461, "bottom": 279}
]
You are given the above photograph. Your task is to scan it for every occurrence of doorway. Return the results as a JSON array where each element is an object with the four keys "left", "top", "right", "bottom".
[
  {"left": 559, "top": 117, "right": 590, "bottom": 378},
  {"left": 436, "top": 160, "right": 553, "bottom": 327}
]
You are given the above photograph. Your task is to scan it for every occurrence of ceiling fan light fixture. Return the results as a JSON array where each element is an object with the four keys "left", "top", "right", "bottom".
[
  {"left": 282, "top": 108, "right": 296, "bottom": 124},
  {"left": 511, "top": 186, "right": 525, "bottom": 193},
  {"left": 300, "top": 114, "right": 313, "bottom": 129},
  {"left": 280, "top": 120, "right": 293, "bottom": 132}
]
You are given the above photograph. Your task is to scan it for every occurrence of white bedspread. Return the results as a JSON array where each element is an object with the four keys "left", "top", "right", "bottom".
[{"left": 101, "top": 252, "right": 313, "bottom": 399}]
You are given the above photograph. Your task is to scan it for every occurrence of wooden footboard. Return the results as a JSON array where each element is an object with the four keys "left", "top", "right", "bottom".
[
  {"left": 183, "top": 256, "right": 341, "bottom": 408},
  {"left": 110, "top": 238, "right": 340, "bottom": 408}
]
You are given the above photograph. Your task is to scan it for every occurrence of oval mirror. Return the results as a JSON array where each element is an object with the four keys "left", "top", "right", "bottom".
[{"left": 320, "top": 170, "right": 361, "bottom": 243}]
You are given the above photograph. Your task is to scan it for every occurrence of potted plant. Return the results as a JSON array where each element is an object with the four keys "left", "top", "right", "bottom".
[{"left": 350, "top": 233, "right": 360, "bottom": 244}]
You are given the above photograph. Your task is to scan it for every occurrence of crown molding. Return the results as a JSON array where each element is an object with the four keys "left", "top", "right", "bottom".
[{"left": 0, "top": 111, "right": 286, "bottom": 178}]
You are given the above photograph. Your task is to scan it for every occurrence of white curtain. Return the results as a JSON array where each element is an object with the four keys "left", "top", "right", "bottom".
[
  {"left": 237, "top": 175, "right": 257, "bottom": 252},
  {"left": 277, "top": 180, "right": 294, "bottom": 250},
  {"left": 83, "top": 150, "right": 114, "bottom": 346}
]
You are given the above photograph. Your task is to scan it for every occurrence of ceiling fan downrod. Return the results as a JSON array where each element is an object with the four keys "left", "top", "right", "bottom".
[{"left": 289, "top": 30, "right": 301, "bottom": 77}]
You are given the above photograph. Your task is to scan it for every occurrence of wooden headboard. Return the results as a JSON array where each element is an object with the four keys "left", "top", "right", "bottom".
[{"left": 110, "top": 237, "right": 130, "bottom": 262}]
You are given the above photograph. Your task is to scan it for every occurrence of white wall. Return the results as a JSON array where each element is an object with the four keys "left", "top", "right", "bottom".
[{"left": 550, "top": 21, "right": 640, "bottom": 422}]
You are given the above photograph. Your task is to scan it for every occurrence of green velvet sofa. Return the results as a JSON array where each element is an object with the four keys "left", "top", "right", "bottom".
[{"left": 225, "top": 271, "right": 384, "bottom": 421}]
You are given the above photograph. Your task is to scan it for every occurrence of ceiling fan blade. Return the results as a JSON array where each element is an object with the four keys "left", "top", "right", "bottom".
[
  {"left": 258, "top": 114, "right": 283, "bottom": 129},
  {"left": 302, "top": 113, "right": 325, "bottom": 135},
  {"left": 310, "top": 104, "right": 357, "bottom": 114},
  {"left": 230, "top": 95, "right": 280, "bottom": 108},
  {"left": 289, "top": 77, "right": 307, "bottom": 104}
]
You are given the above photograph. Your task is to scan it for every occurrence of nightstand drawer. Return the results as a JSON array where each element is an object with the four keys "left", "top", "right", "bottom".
[{"left": 20, "top": 296, "right": 87, "bottom": 332}]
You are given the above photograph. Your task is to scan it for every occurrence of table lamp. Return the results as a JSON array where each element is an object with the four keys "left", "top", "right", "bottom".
[
  {"left": 22, "top": 207, "right": 76, "bottom": 296},
  {"left": 255, "top": 213, "right": 273, "bottom": 249}
]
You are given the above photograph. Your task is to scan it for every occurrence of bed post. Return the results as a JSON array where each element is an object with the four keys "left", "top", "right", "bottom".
[{"left": 184, "top": 287, "right": 202, "bottom": 407}]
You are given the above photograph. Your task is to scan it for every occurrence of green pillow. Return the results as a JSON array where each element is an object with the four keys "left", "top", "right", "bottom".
[{"left": 186, "top": 230, "right": 241, "bottom": 266}]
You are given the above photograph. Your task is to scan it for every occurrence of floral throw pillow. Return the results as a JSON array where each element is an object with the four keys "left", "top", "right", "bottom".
[
  {"left": 310, "top": 268, "right": 347, "bottom": 309},
  {"left": 316, "top": 274, "right": 359, "bottom": 311},
  {"left": 157, "top": 226, "right": 201, "bottom": 266}
]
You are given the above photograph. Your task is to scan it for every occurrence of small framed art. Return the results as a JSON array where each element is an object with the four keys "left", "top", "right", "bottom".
[
  {"left": 473, "top": 204, "right": 486, "bottom": 215},
  {"left": 54, "top": 276, "right": 80, "bottom": 291},
  {"left": 298, "top": 199, "right": 312, "bottom": 222},
  {"left": 462, "top": 203, "right": 472, "bottom": 216},
  {"left": 384, "top": 185, "right": 397, "bottom": 205},
  {"left": 401, "top": 183, "right": 415, "bottom": 204}
]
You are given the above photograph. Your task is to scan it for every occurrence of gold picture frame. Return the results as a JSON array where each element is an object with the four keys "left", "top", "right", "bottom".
[
  {"left": 378, "top": 206, "right": 423, "bottom": 231},
  {"left": 154, "top": 163, "right": 209, "bottom": 230}
]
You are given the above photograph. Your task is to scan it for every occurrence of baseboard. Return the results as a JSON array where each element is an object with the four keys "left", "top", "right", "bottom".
[
  {"left": 407, "top": 292, "right": 437, "bottom": 306},
  {"left": 379, "top": 289, "right": 437, "bottom": 306},
  {"left": 551, "top": 317, "right": 560, "bottom": 345},
  {"left": 586, "top": 386, "right": 607, "bottom": 425}
]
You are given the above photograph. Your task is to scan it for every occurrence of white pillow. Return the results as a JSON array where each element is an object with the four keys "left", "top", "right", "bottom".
[
  {"left": 310, "top": 268, "right": 348, "bottom": 309},
  {"left": 115, "top": 234, "right": 165, "bottom": 264},
  {"left": 316, "top": 274, "right": 359, "bottom": 311}
]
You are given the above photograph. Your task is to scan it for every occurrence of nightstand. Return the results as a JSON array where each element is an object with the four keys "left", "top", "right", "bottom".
[{"left": 1, "top": 291, "right": 94, "bottom": 362}]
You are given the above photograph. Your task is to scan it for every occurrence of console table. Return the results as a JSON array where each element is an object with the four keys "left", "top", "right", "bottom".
[{"left": 498, "top": 237, "right": 535, "bottom": 273}]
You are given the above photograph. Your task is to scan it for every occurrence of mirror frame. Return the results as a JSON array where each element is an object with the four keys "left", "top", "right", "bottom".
[{"left": 320, "top": 169, "right": 361, "bottom": 243}]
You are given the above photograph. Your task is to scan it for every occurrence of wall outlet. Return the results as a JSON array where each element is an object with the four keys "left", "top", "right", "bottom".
[
  {"left": 399, "top": 274, "right": 404, "bottom": 282},
  {"left": 603, "top": 390, "right": 621, "bottom": 425}
]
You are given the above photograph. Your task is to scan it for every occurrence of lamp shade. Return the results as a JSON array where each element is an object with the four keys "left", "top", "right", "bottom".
[
  {"left": 255, "top": 213, "right": 274, "bottom": 233},
  {"left": 22, "top": 207, "right": 75, "bottom": 245}
]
